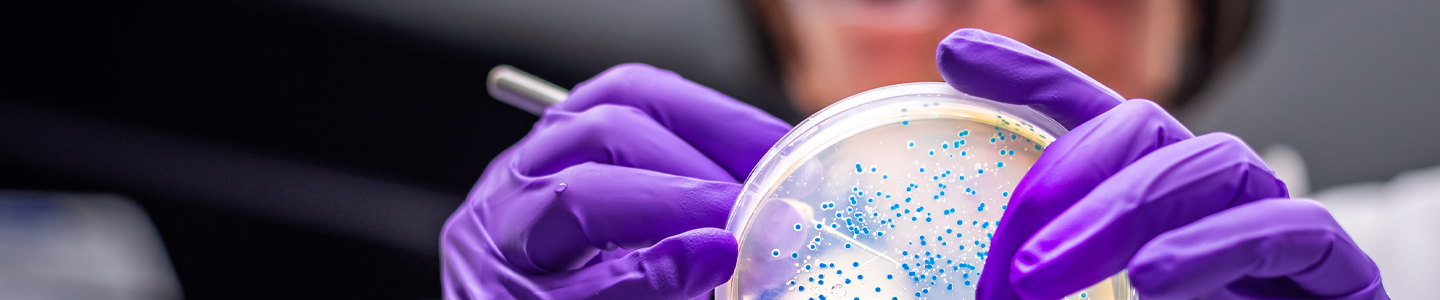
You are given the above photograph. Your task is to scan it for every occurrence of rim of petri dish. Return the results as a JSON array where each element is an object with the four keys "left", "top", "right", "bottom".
[{"left": 717, "top": 82, "right": 1069, "bottom": 299}]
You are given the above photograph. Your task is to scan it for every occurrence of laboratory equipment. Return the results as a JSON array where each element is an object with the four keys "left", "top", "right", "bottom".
[
  {"left": 487, "top": 65, "right": 570, "bottom": 114},
  {"left": 716, "top": 82, "right": 1134, "bottom": 300}
]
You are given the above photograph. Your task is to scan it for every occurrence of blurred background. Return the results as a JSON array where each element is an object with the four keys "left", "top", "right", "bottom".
[{"left": 1, "top": 0, "right": 1436, "bottom": 299}]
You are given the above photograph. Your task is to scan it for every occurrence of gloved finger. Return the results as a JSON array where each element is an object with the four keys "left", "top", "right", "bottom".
[
  {"left": 515, "top": 163, "right": 739, "bottom": 273},
  {"left": 1129, "top": 199, "right": 1385, "bottom": 300},
  {"left": 557, "top": 63, "right": 792, "bottom": 181},
  {"left": 516, "top": 104, "right": 733, "bottom": 183},
  {"left": 1011, "top": 133, "right": 1289, "bottom": 299},
  {"left": 978, "top": 100, "right": 1193, "bottom": 300},
  {"left": 936, "top": 28, "right": 1125, "bottom": 129},
  {"left": 533, "top": 227, "right": 738, "bottom": 300}
]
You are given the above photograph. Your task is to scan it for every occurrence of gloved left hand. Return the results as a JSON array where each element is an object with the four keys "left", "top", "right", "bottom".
[
  {"left": 937, "top": 29, "right": 1387, "bottom": 300},
  {"left": 440, "top": 64, "right": 791, "bottom": 299}
]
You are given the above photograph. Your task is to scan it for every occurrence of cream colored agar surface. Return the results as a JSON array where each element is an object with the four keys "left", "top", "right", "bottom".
[{"left": 726, "top": 102, "right": 1131, "bottom": 300}]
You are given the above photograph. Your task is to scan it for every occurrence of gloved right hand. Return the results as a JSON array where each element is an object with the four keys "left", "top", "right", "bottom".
[
  {"left": 937, "top": 28, "right": 1387, "bottom": 300},
  {"left": 440, "top": 63, "right": 792, "bottom": 299}
]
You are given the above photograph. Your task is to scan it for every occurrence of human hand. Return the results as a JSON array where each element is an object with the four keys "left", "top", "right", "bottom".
[
  {"left": 440, "top": 63, "right": 791, "bottom": 299},
  {"left": 937, "top": 28, "right": 1386, "bottom": 300}
]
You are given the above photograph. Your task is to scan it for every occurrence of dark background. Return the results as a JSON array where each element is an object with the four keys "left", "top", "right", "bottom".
[
  {"left": 1, "top": 0, "right": 539, "bottom": 298},
  {"left": 2, "top": 0, "right": 1437, "bottom": 298}
]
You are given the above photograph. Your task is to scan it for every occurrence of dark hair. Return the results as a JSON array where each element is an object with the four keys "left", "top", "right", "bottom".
[{"left": 1171, "top": 0, "right": 1263, "bottom": 109}]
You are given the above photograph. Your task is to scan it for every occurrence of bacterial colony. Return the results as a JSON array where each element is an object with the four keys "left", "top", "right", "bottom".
[{"left": 732, "top": 107, "right": 1120, "bottom": 300}]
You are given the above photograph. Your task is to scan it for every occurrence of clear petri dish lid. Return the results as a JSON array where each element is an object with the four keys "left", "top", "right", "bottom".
[
  {"left": 718, "top": 82, "right": 1134, "bottom": 300},
  {"left": 724, "top": 82, "right": 1066, "bottom": 247}
]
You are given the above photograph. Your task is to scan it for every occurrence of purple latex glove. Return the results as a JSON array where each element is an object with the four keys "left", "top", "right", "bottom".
[
  {"left": 441, "top": 63, "right": 791, "bottom": 299},
  {"left": 938, "top": 29, "right": 1387, "bottom": 300}
]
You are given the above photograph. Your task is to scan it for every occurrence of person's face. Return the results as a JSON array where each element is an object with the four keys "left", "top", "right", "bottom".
[{"left": 779, "top": 0, "right": 1193, "bottom": 114}]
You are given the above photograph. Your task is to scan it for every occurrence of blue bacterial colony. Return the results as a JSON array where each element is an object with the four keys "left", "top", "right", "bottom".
[{"left": 733, "top": 111, "right": 1123, "bottom": 300}]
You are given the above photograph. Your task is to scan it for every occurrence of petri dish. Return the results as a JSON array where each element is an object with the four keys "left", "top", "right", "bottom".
[{"left": 717, "top": 82, "right": 1134, "bottom": 300}]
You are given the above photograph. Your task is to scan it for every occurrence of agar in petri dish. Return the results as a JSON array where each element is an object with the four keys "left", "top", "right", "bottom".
[{"left": 718, "top": 83, "right": 1134, "bottom": 300}]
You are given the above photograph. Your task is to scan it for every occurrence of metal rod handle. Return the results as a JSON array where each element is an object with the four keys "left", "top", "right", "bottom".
[{"left": 486, "top": 65, "right": 570, "bottom": 115}]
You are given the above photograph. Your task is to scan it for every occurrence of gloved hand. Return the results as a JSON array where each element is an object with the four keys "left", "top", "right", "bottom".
[
  {"left": 440, "top": 63, "right": 792, "bottom": 299},
  {"left": 937, "top": 29, "right": 1387, "bottom": 300}
]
